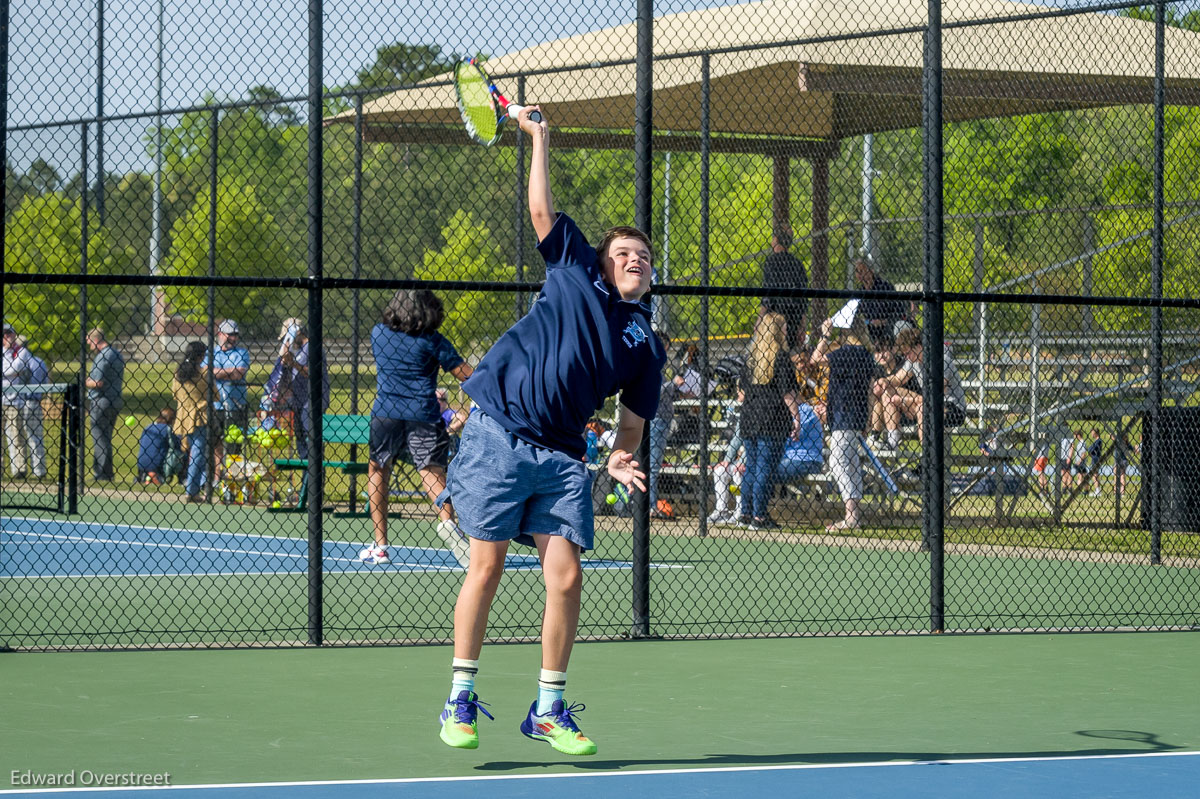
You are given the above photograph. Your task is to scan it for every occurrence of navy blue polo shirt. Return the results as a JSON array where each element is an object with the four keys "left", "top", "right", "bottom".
[
  {"left": 463, "top": 213, "right": 666, "bottom": 459},
  {"left": 372, "top": 325, "right": 465, "bottom": 424}
]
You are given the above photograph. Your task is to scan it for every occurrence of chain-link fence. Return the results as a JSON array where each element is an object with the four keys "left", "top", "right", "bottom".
[{"left": 3, "top": 0, "right": 1199, "bottom": 650}]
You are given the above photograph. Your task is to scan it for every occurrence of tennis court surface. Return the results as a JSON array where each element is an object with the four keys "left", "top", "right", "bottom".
[
  {"left": 3, "top": 632, "right": 1198, "bottom": 797},
  {"left": 0, "top": 515, "right": 657, "bottom": 577}
]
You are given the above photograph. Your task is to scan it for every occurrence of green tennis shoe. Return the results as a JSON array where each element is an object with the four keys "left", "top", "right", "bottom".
[
  {"left": 519, "top": 699, "right": 598, "bottom": 756},
  {"left": 438, "top": 690, "right": 493, "bottom": 749}
]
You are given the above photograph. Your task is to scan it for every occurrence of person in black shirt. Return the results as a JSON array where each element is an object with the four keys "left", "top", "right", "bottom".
[
  {"left": 854, "top": 258, "right": 910, "bottom": 346},
  {"left": 811, "top": 315, "right": 875, "bottom": 531},
  {"left": 739, "top": 300, "right": 799, "bottom": 530},
  {"left": 762, "top": 227, "right": 809, "bottom": 353}
]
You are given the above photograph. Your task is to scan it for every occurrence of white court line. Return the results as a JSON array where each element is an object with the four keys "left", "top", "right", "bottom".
[
  {"left": 0, "top": 513, "right": 691, "bottom": 575},
  {"left": 0, "top": 531, "right": 461, "bottom": 573},
  {"left": 1, "top": 750, "right": 1197, "bottom": 794},
  {"left": 1, "top": 518, "right": 687, "bottom": 573},
  {"left": 0, "top": 530, "right": 665, "bottom": 577}
]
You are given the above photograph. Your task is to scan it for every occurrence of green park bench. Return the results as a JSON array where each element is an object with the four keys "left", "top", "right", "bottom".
[{"left": 268, "top": 414, "right": 373, "bottom": 516}]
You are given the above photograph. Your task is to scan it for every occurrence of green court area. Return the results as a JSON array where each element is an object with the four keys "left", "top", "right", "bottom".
[
  {"left": 2, "top": 632, "right": 1199, "bottom": 787},
  {"left": 3, "top": 493, "right": 1198, "bottom": 650}
]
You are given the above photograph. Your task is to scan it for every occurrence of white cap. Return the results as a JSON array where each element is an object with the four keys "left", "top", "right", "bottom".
[{"left": 218, "top": 320, "right": 240, "bottom": 335}]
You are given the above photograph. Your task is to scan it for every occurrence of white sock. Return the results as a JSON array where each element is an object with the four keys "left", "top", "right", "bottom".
[
  {"left": 887, "top": 430, "right": 901, "bottom": 449},
  {"left": 451, "top": 657, "right": 478, "bottom": 699},
  {"left": 536, "top": 668, "right": 567, "bottom": 715}
]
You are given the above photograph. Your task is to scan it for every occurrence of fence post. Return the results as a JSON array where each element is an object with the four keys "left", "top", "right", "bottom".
[
  {"left": 78, "top": 122, "right": 90, "bottom": 497},
  {"left": 515, "top": 74, "right": 529, "bottom": 322},
  {"left": 973, "top": 222, "right": 986, "bottom": 430},
  {"left": 922, "top": 0, "right": 945, "bottom": 632},
  {"left": 348, "top": 94, "right": 363, "bottom": 513},
  {"left": 203, "top": 110, "right": 218, "bottom": 504},
  {"left": 631, "top": 0, "right": 654, "bottom": 639},
  {"left": 306, "top": 0, "right": 326, "bottom": 645},
  {"left": 698, "top": 54, "right": 712, "bottom": 539},
  {"left": 0, "top": 0, "right": 5, "bottom": 495},
  {"left": 1081, "top": 214, "right": 1095, "bottom": 334},
  {"left": 1149, "top": 0, "right": 1165, "bottom": 565}
]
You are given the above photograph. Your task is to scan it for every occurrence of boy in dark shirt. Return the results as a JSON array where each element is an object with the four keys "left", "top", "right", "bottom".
[{"left": 438, "top": 107, "right": 666, "bottom": 757}]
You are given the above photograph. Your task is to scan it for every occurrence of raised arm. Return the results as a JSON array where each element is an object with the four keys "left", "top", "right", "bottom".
[{"left": 518, "top": 107, "right": 555, "bottom": 242}]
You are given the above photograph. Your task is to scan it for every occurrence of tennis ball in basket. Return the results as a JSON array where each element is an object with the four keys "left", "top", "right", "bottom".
[
  {"left": 124, "top": 415, "right": 137, "bottom": 427},
  {"left": 605, "top": 493, "right": 618, "bottom": 505}
]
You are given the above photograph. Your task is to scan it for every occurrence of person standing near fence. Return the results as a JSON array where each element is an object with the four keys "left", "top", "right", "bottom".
[
  {"left": 437, "top": 107, "right": 665, "bottom": 757},
  {"left": 205, "top": 320, "right": 250, "bottom": 468},
  {"left": 172, "top": 342, "right": 210, "bottom": 503},
  {"left": 738, "top": 300, "right": 799, "bottom": 530},
  {"left": 363, "top": 289, "right": 473, "bottom": 568},
  {"left": 84, "top": 328, "right": 125, "bottom": 483},
  {"left": 3, "top": 324, "right": 34, "bottom": 478},
  {"left": 761, "top": 227, "right": 809, "bottom": 352},
  {"left": 812, "top": 315, "right": 874, "bottom": 531},
  {"left": 16, "top": 336, "right": 49, "bottom": 480},
  {"left": 264, "top": 319, "right": 327, "bottom": 462}
]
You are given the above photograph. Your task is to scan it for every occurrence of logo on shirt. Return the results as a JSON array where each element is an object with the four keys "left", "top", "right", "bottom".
[{"left": 621, "top": 321, "right": 647, "bottom": 349}]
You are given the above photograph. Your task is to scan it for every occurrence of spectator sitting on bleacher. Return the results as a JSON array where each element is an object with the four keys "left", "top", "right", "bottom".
[
  {"left": 776, "top": 402, "right": 824, "bottom": 485},
  {"left": 854, "top": 258, "right": 913, "bottom": 346},
  {"left": 867, "top": 338, "right": 899, "bottom": 451},
  {"left": 648, "top": 334, "right": 696, "bottom": 520},
  {"left": 875, "top": 327, "right": 966, "bottom": 451},
  {"left": 708, "top": 398, "right": 744, "bottom": 526},
  {"left": 136, "top": 408, "right": 182, "bottom": 486},
  {"left": 792, "top": 349, "right": 829, "bottom": 426}
]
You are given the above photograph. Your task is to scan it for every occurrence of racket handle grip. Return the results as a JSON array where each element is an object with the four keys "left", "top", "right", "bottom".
[{"left": 508, "top": 103, "right": 542, "bottom": 123}]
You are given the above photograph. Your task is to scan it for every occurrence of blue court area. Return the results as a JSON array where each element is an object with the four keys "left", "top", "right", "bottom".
[
  {"left": 0, "top": 516, "right": 645, "bottom": 578},
  {"left": 3, "top": 753, "right": 1198, "bottom": 798}
]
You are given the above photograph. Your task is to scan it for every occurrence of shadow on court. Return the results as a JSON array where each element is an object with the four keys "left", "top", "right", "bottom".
[{"left": 474, "top": 729, "right": 1183, "bottom": 772}]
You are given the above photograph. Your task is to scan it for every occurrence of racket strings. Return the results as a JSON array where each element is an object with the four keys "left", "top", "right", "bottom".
[{"left": 455, "top": 65, "right": 500, "bottom": 145}]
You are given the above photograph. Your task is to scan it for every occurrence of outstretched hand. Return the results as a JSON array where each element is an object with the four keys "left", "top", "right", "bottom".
[{"left": 607, "top": 449, "right": 646, "bottom": 493}]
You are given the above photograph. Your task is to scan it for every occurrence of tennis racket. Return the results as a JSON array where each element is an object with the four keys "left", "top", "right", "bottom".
[{"left": 453, "top": 57, "right": 541, "bottom": 146}]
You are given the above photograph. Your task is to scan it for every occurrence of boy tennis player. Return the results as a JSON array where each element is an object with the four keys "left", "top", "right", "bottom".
[{"left": 438, "top": 107, "right": 665, "bottom": 756}]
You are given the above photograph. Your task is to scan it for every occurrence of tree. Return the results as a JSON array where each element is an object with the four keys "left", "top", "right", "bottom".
[
  {"left": 4, "top": 192, "right": 137, "bottom": 358},
  {"left": 944, "top": 114, "right": 1081, "bottom": 252},
  {"left": 413, "top": 210, "right": 517, "bottom": 354},
  {"left": 160, "top": 177, "right": 296, "bottom": 338},
  {"left": 354, "top": 43, "right": 459, "bottom": 90},
  {"left": 246, "top": 85, "right": 300, "bottom": 128}
]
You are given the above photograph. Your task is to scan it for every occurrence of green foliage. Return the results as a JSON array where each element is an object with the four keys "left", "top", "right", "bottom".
[
  {"left": 160, "top": 176, "right": 295, "bottom": 338},
  {"left": 944, "top": 115, "right": 1081, "bottom": 252},
  {"left": 3, "top": 193, "right": 138, "bottom": 358},
  {"left": 354, "top": 42, "right": 459, "bottom": 90},
  {"left": 413, "top": 210, "right": 517, "bottom": 353}
]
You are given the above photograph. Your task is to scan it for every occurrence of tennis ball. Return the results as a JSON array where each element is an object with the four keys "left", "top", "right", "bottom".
[
  {"left": 605, "top": 493, "right": 617, "bottom": 505},
  {"left": 272, "top": 500, "right": 282, "bottom": 508},
  {"left": 124, "top": 415, "right": 137, "bottom": 427}
]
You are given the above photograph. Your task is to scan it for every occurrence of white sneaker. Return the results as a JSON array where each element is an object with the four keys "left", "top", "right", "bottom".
[
  {"left": 706, "top": 511, "right": 733, "bottom": 526},
  {"left": 359, "top": 545, "right": 391, "bottom": 565},
  {"left": 437, "top": 519, "right": 471, "bottom": 568}
]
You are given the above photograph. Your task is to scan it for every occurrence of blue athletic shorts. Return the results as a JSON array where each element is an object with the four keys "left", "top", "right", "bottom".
[{"left": 446, "top": 411, "right": 594, "bottom": 551}]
